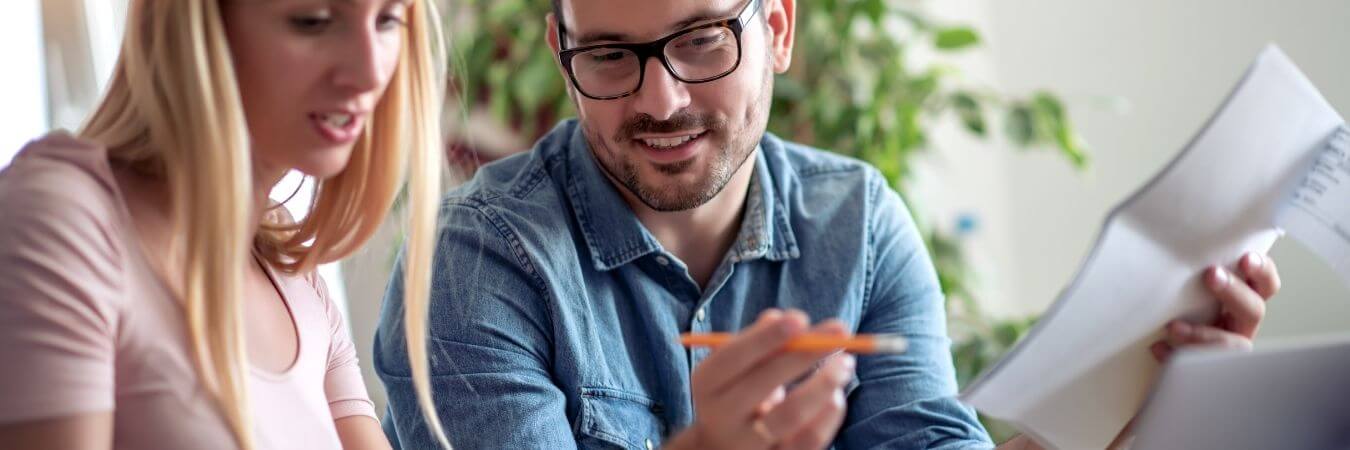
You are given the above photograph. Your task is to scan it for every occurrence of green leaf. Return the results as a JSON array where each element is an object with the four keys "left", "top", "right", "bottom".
[
  {"left": 895, "top": 9, "right": 932, "bottom": 31},
  {"left": 934, "top": 27, "right": 980, "bottom": 50},
  {"left": 1006, "top": 105, "right": 1035, "bottom": 147},
  {"left": 1031, "top": 92, "right": 1065, "bottom": 119},
  {"left": 1054, "top": 121, "right": 1091, "bottom": 169},
  {"left": 951, "top": 92, "right": 987, "bottom": 137},
  {"left": 512, "top": 55, "right": 557, "bottom": 111},
  {"left": 857, "top": 0, "right": 886, "bottom": 25}
]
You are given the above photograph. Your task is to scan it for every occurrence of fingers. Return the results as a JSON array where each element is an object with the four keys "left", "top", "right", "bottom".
[
  {"left": 694, "top": 309, "right": 807, "bottom": 394},
  {"left": 775, "top": 390, "right": 850, "bottom": 450},
  {"left": 755, "top": 386, "right": 786, "bottom": 416},
  {"left": 684, "top": 311, "right": 856, "bottom": 450},
  {"left": 1150, "top": 321, "right": 1254, "bottom": 363},
  {"left": 1237, "top": 252, "right": 1281, "bottom": 300},
  {"left": 714, "top": 321, "right": 846, "bottom": 414},
  {"left": 1167, "top": 321, "right": 1253, "bottom": 350},
  {"left": 758, "top": 353, "right": 854, "bottom": 449},
  {"left": 1154, "top": 252, "right": 1275, "bottom": 364},
  {"left": 1149, "top": 340, "right": 1173, "bottom": 362},
  {"left": 1202, "top": 266, "right": 1265, "bottom": 338}
]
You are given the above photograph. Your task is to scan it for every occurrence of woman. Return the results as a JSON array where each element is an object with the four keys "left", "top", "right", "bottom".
[{"left": 0, "top": 0, "right": 451, "bottom": 448}]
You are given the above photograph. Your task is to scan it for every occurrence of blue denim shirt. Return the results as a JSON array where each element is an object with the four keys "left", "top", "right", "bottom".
[{"left": 374, "top": 120, "right": 993, "bottom": 449}]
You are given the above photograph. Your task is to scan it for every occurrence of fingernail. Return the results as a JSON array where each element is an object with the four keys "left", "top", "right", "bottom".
[
  {"left": 1169, "top": 321, "right": 1192, "bottom": 336},
  {"left": 835, "top": 356, "right": 856, "bottom": 382},
  {"left": 841, "top": 354, "right": 856, "bottom": 370},
  {"left": 1209, "top": 267, "right": 1230, "bottom": 287},
  {"left": 1246, "top": 253, "right": 1264, "bottom": 269}
]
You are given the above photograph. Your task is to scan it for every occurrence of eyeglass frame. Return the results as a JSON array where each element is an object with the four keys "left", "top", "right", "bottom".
[{"left": 555, "top": 0, "right": 763, "bottom": 100}]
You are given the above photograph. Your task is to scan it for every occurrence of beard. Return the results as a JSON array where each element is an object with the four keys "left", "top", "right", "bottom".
[{"left": 581, "top": 68, "right": 774, "bottom": 212}]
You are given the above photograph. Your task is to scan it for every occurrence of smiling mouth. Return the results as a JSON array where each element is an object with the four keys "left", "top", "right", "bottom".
[
  {"left": 635, "top": 131, "right": 707, "bottom": 150},
  {"left": 317, "top": 112, "right": 354, "bottom": 128},
  {"left": 310, "top": 111, "right": 365, "bottom": 144}
]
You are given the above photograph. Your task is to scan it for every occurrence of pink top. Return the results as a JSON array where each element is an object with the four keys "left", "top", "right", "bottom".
[{"left": 0, "top": 133, "right": 377, "bottom": 449}]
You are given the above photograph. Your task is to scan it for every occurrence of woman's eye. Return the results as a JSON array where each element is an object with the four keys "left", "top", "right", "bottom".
[
  {"left": 376, "top": 13, "right": 407, "bottom": 32},
  {"left": 289, "top": 14, "right": 333, "bottom": 34}
]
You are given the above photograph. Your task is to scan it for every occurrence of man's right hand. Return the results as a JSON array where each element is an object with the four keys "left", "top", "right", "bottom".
[{"left": 666, "top": 309, "right": 856, "bottom": 450}]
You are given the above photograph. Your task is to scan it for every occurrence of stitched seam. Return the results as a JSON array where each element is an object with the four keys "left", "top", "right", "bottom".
[
  {"left": 797, "top": 163, "right": 865, "bottom": 178},
  {"left": 445, "top": 199, "right": 560, "bottom": 358},
  {"left": 860, "top": 171, "right": 881, "bottom": 316}
]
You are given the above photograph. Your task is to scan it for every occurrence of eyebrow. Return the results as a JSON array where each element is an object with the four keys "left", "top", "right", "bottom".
[{"left": 571, "top": 4, "right": 738, "bottom": 46}]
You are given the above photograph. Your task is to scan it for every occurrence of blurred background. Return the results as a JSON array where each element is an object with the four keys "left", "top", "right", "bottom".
[{"left": 5, "top": 0, "right": 1350, "bottom": 440}]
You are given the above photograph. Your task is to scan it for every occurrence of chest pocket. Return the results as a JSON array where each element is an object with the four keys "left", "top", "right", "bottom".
[{"left": 575, "top": 387, "right": 667, "bottom": 450}]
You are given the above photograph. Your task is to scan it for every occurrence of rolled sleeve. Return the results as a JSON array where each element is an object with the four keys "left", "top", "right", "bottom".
[
  {"left": 314, "top": 272, "right": 378, "bottom": 421},
  {"left": 838, "top": 173, "right": 994, "bottom": 449}
]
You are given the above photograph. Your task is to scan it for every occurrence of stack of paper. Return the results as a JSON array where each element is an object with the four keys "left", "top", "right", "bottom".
[
  {"left": 959, "top": 45, "right": 1348, "bottom": 449},
  {"left": 1131, "top": 334, "right": 1350, "bottom": 450}
]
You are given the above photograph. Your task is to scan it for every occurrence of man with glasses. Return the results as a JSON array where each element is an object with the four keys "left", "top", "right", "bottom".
[{"left": 375, "top": 0, "right": 1282, "bottom": 448}]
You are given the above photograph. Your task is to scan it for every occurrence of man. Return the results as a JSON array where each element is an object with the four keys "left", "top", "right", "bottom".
[{"left": 374, "top": 0, "right": 1283, "bottom": 448}]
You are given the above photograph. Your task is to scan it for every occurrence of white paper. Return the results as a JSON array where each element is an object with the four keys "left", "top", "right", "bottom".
[
  {"left": 1276, "top": 126, "right": 1350, "bottom": 281},
  {"left": 959, "top": 45, "right": 1347, "bottom": 450},
  {"left": 1131, "top": 334, "right": 1350, "bottom": 450}
]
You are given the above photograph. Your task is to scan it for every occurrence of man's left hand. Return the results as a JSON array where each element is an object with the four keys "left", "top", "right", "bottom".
[{"left": 1149, "top": 251, "right": 1282, "bottom": 361}]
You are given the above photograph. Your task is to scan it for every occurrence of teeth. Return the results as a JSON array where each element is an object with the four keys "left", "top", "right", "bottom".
[
  {"left": 641, "top": 134, "right": 698, "bottom": 149},
  {"left": 320, "top": 113, "right": 353, "bottom": 128}
]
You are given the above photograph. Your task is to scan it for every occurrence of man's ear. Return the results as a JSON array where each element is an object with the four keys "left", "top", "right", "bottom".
[
  {"left": 765, "top": 0, "right": 796, "bottom": 73},
  {"left": 546, "top": 12, "right": 562, "bottom": 55},
  {"left": 546, "top": 13, "right": 579, "bottom": 103}
]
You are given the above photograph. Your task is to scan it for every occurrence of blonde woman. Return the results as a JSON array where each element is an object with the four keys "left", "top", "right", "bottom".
[{"left": 0, "top": 0, "right": 452, "bottom": 448}]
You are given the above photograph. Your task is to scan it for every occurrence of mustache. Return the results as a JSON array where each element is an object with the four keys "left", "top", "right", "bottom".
[{"left": 618, "top": 110, "right": 726, "bottom": 140}]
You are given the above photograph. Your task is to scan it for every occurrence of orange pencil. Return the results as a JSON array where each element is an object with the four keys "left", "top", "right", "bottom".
[{"left": 679, "top": 333, "right": 908, "bottom": 354}]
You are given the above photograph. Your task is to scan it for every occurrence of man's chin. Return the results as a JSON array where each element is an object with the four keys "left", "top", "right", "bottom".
[{"left": 631, "top": 178, "right": 716, "bottom": 212}]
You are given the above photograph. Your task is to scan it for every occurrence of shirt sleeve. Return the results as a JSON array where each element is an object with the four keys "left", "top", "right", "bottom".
[
  {"left": 373, "top": 202, "right": 577, "bottom": 449},
  {"left": 313, "top": 270, "right": 379, "bottom": 422},
  {"left": 0, "top": 162, "right": 121, "bottom": 424},
  {"left": 837, "top": 171, "right": 995, "bottom": 449}
]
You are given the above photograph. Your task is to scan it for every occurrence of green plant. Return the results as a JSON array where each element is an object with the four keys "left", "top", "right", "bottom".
[{"left": 444, "top": 0, "right": 1088, "bottom": 443}]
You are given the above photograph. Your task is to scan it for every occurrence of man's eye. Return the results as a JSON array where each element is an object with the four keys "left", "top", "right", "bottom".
[
  {"left": 591, "top": 51, "right": 627, "bottom": 62},
  {"left": 690, "top": 34, "right": 726, "bottom": 47}
]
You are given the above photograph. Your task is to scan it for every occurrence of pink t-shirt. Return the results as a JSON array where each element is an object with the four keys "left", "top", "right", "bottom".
[{"left": 0, "top": 133, "right": 377, "bottom": 449}]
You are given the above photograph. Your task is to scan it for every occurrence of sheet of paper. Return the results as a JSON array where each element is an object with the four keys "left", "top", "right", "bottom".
[
  {"left": 1132, "top": 334, "right": 1350, "bottom": 450},
  {"left": 1277, "top": 126, "right": 1350, "bottom": 281},
  {"left": 958, "top": 45, "right": 1347, "bottom": 449}
]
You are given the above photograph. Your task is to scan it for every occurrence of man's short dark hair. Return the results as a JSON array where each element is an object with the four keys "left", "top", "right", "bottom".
[{"left": 552, "top": 0, "right": 564, "bottom": 29}]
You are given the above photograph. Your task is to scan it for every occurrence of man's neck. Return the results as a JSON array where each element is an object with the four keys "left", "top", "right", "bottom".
[{"left": 615, "top": 150, "right": 758, "bottom": 289}]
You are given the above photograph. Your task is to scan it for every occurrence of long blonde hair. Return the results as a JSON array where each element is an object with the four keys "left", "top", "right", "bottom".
[{"left": 79, "top": 0, "right": 451, "bottom": 448}]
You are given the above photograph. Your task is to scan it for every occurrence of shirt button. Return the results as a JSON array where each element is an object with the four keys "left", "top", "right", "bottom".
[
  {"left": 695, "top": 308, "right": 706, "bottom": 322},
  {"left": 645, "top": 438, "right": 654, "bottom": 450},
  {"left": 655, "top": 255, "right": 670, "bottom": 266}
]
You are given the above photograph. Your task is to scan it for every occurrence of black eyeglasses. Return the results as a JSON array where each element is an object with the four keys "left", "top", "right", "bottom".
[{"left": 556, "top": 0, "right": 762, "bottom": 100}]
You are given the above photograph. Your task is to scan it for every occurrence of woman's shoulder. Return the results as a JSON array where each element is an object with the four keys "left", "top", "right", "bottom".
[
  {"left": 0, "top": 133, "right": 127, "bottom": 338},
  {"left": 0, "top": 132, "right": 123, "bottom": 220},
  {"left": 0, "top": 133, "right": 128, "bottom": 290}
]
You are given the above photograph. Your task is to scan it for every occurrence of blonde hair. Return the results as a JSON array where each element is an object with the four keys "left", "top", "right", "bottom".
[{"left": 79, "top": 0, "right": 452, "bottom": 448}]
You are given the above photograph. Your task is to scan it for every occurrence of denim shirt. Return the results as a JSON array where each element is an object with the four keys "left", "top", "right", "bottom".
[{"left": 374, "top": 120, "right": 993, "bottom": 449}]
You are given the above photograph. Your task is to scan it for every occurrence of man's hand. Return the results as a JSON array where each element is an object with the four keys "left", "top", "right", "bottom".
[
  {"left": 1150, "top": 251, "right": 1282, "bottom": 361},
  {"left": 1000, "top": 252, "right": 1284, "bottom": 450},
  {"left": 666, "top": 309, "right": 855, "bottom": 450}
]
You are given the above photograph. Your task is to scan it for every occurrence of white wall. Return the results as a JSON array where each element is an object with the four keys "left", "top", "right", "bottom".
[
  {"left": 970, "top": 0, "right": 1350, "bottom": 339},
  {"left": 0, "top": 0, "right": 49, "bottom": 165}
]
